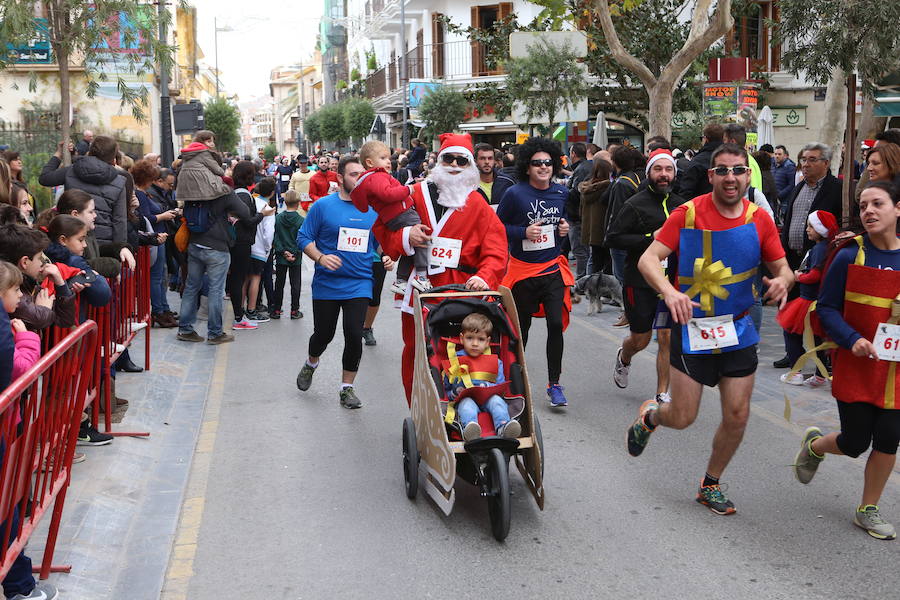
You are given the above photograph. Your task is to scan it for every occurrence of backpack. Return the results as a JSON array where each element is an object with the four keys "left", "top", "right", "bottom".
[{"left": 183, "top": 200, "right": 212, "bottom": 233}]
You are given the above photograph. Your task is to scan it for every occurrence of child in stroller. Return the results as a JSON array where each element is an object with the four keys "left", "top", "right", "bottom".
[{"left": 442, "top": 312, "right": 522, "bottom": 441}]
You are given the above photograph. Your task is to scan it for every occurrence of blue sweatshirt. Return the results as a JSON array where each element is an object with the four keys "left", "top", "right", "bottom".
[
  {"left": 297, "top": 192, "right": 377, "bottom": 301},
  {"left": 496, "top": 181, "right": 568, "bottom": 265},
  {"left": 817, "top": 235, "right": 900, "bottom": 349}
]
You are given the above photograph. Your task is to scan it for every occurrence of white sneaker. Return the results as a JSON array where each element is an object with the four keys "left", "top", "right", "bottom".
[
  {"left": 614, "top": 347, "right": 629, "bottom": 389},
  {"left": 499, "top": 420, "right": 521, "bottom": 439},
  {"left": 804, "top": 375, "right": 829, "bottom": 388},
  {"left": 389, "top": 279, "right": 408, "bottom": 295},
  {"left": 780, "top": 372, "right": 805, "bottom": 385},
  {"left": 232, "top": 317, "right": 258, "bottom": 330},
  {"left": 128, "top": 321, "right": 148, "bottom": 333},
  {"left": 409, "top": 274, "right": 432, "bottom": 292},
  {"left": 462, "top": 421, "right": 482, "bottom": 441}
]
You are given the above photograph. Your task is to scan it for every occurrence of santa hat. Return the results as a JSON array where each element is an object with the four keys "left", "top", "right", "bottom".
[
  {"left": 645, "top": 148, "right": 677, "bottom": 175},
  {"left": 862, "top": 139, "right": 876, "bottom": 150},
  {"left": 437, "top": 132, "right": 474, "bottom": 163},
  {"left": 808, "top": 210, "right": 838, "bottom": 239}
]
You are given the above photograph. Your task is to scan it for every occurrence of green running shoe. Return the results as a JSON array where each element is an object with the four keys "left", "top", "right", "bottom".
[
  {"left": 793, "top": 426, "right": 824, "bottom": 484},
  {"left": 696, "top": 483, "right": 736, "bottom": 515},
  {"left": 854, "top": 505, "right": 896, "bottom": 540},
  {"left": 339, "top": 386, "right": 362, "bottom": 409},
  {"left": 296, "top": 362, "right": 317, "bottom": 391},
  {"left": 626, "top": 399, "right": 658, "bottom": 457}
]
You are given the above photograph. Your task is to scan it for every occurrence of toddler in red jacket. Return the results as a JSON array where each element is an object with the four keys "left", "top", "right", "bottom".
[{"left": 351, "top": 140, "right": 431, "bottom": 293}]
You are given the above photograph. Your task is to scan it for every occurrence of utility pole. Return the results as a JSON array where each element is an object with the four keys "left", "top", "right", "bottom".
[
  {"left": 158, "top": 0, "right": 174, "bottom": 167},
  {"left": 214, "top": 17, "right": 219, "bottom": 97},
  {"left": 400, "top": 0, "right": 408, "bottom": 149},
  {"left": 299, "top": 64, "right": 308, "bottom": 154}
]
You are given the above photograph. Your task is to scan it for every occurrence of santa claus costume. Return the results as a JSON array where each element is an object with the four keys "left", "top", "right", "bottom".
[{"left": 373, "top": 133, "right": 508, "bottom": 402}]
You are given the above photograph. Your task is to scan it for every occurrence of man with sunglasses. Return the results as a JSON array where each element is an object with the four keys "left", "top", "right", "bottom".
[
  {"left": 497, "top": 136, "right": 573, "bottom": 408},
  {"left": 626, "top": 143, "right": 793, "bottom": 515},
  {"left": 373, "top": 133, "right": 508, "bottom": 403}
]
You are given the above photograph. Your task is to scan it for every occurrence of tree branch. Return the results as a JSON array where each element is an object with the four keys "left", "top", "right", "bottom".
[
  {"left": 592, "top": 0, "right": 657, "bottom": 89},
  {"left": 660, "top": 0, "right": 733, "bottom": 87}
]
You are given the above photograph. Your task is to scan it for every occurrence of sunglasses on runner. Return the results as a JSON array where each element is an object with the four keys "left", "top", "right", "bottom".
[
  {"left": 441, "top": 154, "right": 470, "bottom": 166},
  {"left": 530, "top": 159, "right": 554, "bottom": 167},
  {"left": 708, "top": 165, "right": 750, "bottom": 176}
]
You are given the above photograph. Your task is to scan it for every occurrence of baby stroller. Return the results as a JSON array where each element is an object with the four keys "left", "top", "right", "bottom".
[{"left": 401, "top": 285, "right": 544, "bottom": 541}]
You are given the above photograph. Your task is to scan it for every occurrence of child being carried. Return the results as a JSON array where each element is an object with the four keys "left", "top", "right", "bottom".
[
  {"left": 443, "top": 312, "right": 521, "bottom": 441},
  {"left": 351, "top": 140, "right": 431, "bottom": 294}
]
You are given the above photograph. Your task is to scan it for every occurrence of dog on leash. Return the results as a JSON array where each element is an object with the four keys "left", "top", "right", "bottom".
[{"left": 574, "top": 273, "right": 623, "bottom": 315}]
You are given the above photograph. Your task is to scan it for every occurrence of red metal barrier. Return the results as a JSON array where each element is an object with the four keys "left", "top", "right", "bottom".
[
  {"left": 85, "top": 246, "right": 151, "bottom": 437},
  {"left": 0, "top": 321, "right": 98, "bottom": 581}
]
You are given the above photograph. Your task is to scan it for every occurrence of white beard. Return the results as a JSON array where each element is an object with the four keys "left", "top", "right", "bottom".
[{"left": 428, "top": 162, "right": 479, "bottom": 209}]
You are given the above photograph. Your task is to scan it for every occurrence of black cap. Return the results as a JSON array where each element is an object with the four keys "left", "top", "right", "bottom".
[{"left": 296, "top": 153, "right": 309, "bottom": 162}]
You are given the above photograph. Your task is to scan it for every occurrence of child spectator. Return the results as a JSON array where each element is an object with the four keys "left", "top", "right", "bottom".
[
  {"left": 350, "top": 140, "right": 431, "bottom": 293},
  {"left": 272, "top": 189, "right": 304, "bottom": 319},
  {"left": 442, "top": 312, "right": 521, "bottom": 441},
  {"left": 246, "top": 178, "right": 276, "bottom": 322},
  {"left": 43, "top": 215, "right": 112, "bottom": 310},
  {"left": 777, "top": 210, "right": 838, "bottom": 386},
  {"left": 175, "top": 130, "right": 233, "bottom": 202},
  {"left": 0, "top": 224, "right": 76, "bottom": 332},
  {"left": 0, "top": 262, "right": 40, "bottom": 381}
]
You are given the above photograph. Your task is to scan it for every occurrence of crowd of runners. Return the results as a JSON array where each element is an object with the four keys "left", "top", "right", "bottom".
[{"left": 0, "top": 123, "right": 899, "bottom": 598}]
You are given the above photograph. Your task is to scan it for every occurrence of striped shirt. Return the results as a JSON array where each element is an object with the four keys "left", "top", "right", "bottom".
[{"left": 788, "top": 178, "right": 822, "bottom": 250}]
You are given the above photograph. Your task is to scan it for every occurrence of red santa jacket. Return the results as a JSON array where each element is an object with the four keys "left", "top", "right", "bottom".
[
  {"left": 350, "top": 168, "right": 413, "bottom": 224},
  {"left": 308, "top": 169, "right": 339, "bottom": 201},
  {"left": 373, "top": 181, "right": 508, "bottom": 313}
]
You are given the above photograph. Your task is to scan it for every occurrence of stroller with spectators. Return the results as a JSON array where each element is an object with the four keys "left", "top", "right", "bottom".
[{"left": 401, "top": 285, "right": 544, "bottom": 541}]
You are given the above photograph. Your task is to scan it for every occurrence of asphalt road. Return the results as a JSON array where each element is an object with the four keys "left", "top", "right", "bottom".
[{"left": 174, "top": 264, "right": 899, "bottom": 600}]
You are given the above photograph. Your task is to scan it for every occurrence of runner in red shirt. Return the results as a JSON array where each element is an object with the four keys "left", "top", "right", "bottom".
[{"left": 625, "top": 144, "right": 794, "bottom": 515}]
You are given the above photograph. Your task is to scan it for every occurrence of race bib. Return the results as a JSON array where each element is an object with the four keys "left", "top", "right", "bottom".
[
  {"left": 874, "top": 323, "right": 900, "bottom": 362},
  {"left": 660, "top": 257, "right": 668, "bottom": 269},
  {"left": 522, "top": 224, "right": 554, "bottom": 251},
  {"left": 281, "top": 174, "right": 290, "bottom": 182},
  {"left": 687, "top": 315, "right": 739, "bottom": 352},
  {"left": 430, "top": 237, "right": 461, "bottom": 269},
  {"left": 328, "top": 181, "right": 340, "bottom": 194},
  {"left": 337, "top": 227, "right": 369, "bottom": 253}
]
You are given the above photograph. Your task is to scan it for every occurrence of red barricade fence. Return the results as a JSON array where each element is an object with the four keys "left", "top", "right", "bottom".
[
  {"left": 85, "top": 246, "right": 152, "bottom": 437},
  {"left": 0, "top": 321, "right": 98, "bottom": 581}
]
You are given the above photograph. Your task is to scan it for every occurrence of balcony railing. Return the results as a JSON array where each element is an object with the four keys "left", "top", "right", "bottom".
[{"left": 364, "top": 41, "right": 505, "bottom": 100}]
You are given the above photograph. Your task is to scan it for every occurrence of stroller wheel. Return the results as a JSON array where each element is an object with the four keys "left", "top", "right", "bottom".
[
  {"left": 402, "top": 417, "right": 419, "bottom": 499},
  {"left": 486, "top": 447, "right": 510, "bottom": 541}
]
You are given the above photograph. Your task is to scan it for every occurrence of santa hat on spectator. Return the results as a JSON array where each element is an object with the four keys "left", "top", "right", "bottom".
[
  {"left": 645, "top": 148, "right": 677, "bottom": 175},
  {"left": 437, "top": 133, "right": 475, "bottom": 163},
  {"left": 807, "top": 210, "right": 838, "bottom": 240}
]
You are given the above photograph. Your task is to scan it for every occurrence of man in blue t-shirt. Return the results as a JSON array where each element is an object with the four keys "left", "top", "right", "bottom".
[{"left": 295, "top": 156, "right": 392, "bottom": 409}]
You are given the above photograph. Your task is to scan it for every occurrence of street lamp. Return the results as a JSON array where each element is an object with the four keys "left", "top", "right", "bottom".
[{"left": 214, "top": 18, "right": 234, "bottom": 97}]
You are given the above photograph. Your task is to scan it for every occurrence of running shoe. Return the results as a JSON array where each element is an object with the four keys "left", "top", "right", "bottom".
[
  {"left": 291, "top": 310, "right": 303, "bottom": 320},
  {"left": 854, "top": 505, "right": 897, "bottom": 540},
  {"left": 696, "top": 483, "right": 736, "bottom": 515},
  {"left": 339, "top": 386, "right": 362, "bottom": 409},
  {"left": 773, "top": 355, "right": 791, "bottom": 368},
  {"left": 245, "top": 309, "right": 270, "bottom": 323},
  {"left": 296, "top": 363, "right": 316, "bottom": 391},
  {"left": 270, "top": 309, "right": 282, "bottom": 320},
  {"left": 547, "top": 384, "right": 568, "bottom": 407},
  {"left": 499, "top": 420, "right": 521, "bottom": 439},
  {"left": 655, "top": 391, "right": 672, "bottom": 403},
  {"left": 410, "top": 274, "right": 432, "bottom": 292},
  {"left": 614, "top": 347, "right": 629, "bottom": 389},
  {"left": 233, "top": 317, "right": 258, "bottom": 330},
  {"left": 9, "top": 581, "right": 58, "bottom": 600},
  {"left": 626, "top": 398, "right": 657, "bottom": 457},
  {"left": 77, "top": 423, "right": 113, "bottom": 446},
  {"left": 793, "top": 426, "right": 824, "bottom": 484},
  {"left": 462, "top": 421, "right": 482, "bottom": 441},
  {"left": 780, "top": 372, "right": 805, "bottom": 386},
  {"left": 207, "top": 333, "right": 234, "bottom": 345},
  {"left": 613, "top": 313, "right": 629, "bottom": 328},
  {"left": 389, "top": 279, "right": 408, "bottom": 295},
  {"left": 804, "top": 375, "right": 829, "bottom": 388},
  {"left": 362, "top": 328, "right": 377, "bottom": 346}
]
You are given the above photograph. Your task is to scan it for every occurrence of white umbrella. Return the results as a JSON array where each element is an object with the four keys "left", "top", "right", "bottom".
[
  {"left": 757, "top": 105, "right": 775, "bottom": 148},
  {"left": 592, "top": 111, "right": 608, "bottom": 148}
]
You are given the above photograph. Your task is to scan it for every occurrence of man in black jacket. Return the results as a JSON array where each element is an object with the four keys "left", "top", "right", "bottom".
[
  {"left": 780, "top": 142, "right": 842, "bottom": 270},
  {"left": 606, "top": 149, "right": 685, "bottom": 401},
  {"left": 566, "top": 142, "right": 592, "bottom": 279},
  {"left": 491, "top": 150, "right": 519, "bottom": 205},
  {"left": 674, "top": 122, "right": 724, "bottom": 200}
]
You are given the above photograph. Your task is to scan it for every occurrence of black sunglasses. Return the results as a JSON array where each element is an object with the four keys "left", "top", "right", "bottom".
[
  {"left": 708, "top": 165, "right": 750, "bottom": 176},
  {"left": 530, "top": 159, "right": 554, "bottom": 167},
  {"left": 441, "top": 154, "right": 470, "bottom": 166}
]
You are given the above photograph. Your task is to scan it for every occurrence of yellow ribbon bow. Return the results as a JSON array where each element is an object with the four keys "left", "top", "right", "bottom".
[
  {"left": 682, "top": 258, "right": 735, "bottom": 314},
  {"left": 446, "top": 362, "right": 475, "bottom": 389}
]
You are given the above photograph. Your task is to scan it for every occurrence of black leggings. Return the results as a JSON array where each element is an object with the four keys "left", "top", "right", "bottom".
[
  {"left": 274, "top": 263, "right": 302, "bottom": 312},
  {"left": 227, "top": 244, "right": 251, "bottom": 320},
  {"left": 308, "top": 297, "right": 369, "bottom": 372},
  {"left": 369, "top": 260, "right": 386, "bottom": 308},
  {"left": 511, "top": 271, "right": 566, "bottom": 384},
  {"left": 836, "top": 400, "right": 900, "bottom": 457}
]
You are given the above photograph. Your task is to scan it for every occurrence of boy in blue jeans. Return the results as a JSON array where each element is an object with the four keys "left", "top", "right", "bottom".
[{"left": 443, "top": 313, "right": 521, "bottom": 441}]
